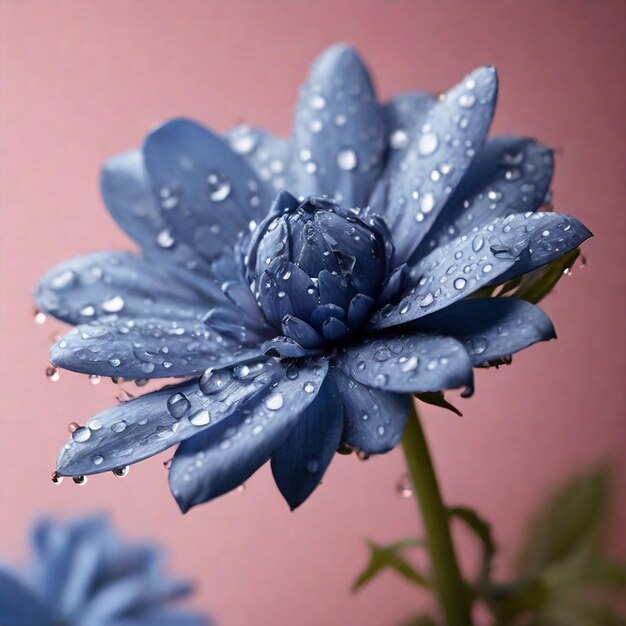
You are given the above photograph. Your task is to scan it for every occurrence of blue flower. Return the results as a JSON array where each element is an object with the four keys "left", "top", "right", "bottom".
[
  {"left": 36, "top": 44, "right": 591, "bottom": 512},
  {"left": 0, "top": 516, "right": 209, "bottom": 626}
]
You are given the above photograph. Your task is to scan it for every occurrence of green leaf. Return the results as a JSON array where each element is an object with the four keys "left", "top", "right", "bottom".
[
  {"left": 352, "top": 538, "right": 429, "bottom": 592},
  {"left": 511, "top": 248, "right": 580, "bottom": 304},
  {"left": 415, "top": 392, "right": 463, "bottom": 417},
  {"left": 515, "top": 466, "right": 610, "bottom": 577},
  {"left": 448, "top": 506, "right": 496, "bottom": 583}
]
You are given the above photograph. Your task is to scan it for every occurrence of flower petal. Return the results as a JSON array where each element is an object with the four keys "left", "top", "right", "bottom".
[
  {"left": 369, "top": 92, "right": 434, "bottom": 213},
  {"left": 56, "top": 358, "right": 279, "bottom": 477},
  {"left": 225, "top": 125, "right": 290, "bottom": 196},
  {"left": 331, "top": 367, "right": 410, "bottom": 454},
  {"left": 378, "top": 67, "right": 498, "bottom": 263},
  {"left": 336, "top": 332, "right": 472, "bottom": 393},
  {"left": 36, "top": 251, "right": 208, "bottom": 325},
  {"left": 143, "top": 118, "right": 272, "bottom": 261},
  {"left": 270, "top": 376, "right": 343, "bottom": 509},
  {"left": 101, "top": 150, "right": 214, "bottom": 280},
  {"left": 289, "top": 44, "right": 386, "bottom": 207},
  {"left": 411, "top": 136, "right": 554, "bottom": 260},
  {"left": 416, "top": 298, "right": 555, "bottom": 364},
  {"left": 490, "top": 212, "right": 592, "bottom": 284},
  {"left": 168, "top": 359, "right": 329, "bottom": 512},
  {"left": 0, "top": 565, "right": 54, "bottom": 626},
  {"left": 51, "top": 318, "right": 244, "bottom": 379},
  {"left": 370, "top": 211, "right": 584, "bottom": 329}
]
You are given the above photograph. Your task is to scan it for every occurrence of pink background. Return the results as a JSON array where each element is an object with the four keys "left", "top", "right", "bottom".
[{"left": 1, "top": 1, "right": 625, "bottom": 624}]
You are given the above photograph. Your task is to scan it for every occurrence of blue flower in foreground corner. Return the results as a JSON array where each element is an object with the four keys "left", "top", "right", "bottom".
[
  {"left": 0, "top": 516, "right": 209, "bottom": 626},
  {"left": 36, "top": 44, "right": 591, "bottom": 513}
]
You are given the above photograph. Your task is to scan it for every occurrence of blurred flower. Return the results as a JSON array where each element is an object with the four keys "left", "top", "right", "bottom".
[
  {"left": 36, "top": 44, "right": 591, "bottom": 512},
  {"left": 0, "top": 515, "right": 209, "bottom": 626}
]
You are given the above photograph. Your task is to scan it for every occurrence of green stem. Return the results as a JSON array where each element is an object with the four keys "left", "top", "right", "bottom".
[{"left": 401, "top": 401, "right": 473, "bottom": 626}]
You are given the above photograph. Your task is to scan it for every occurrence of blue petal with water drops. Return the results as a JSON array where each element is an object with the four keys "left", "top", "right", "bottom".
[
  {"left": 56, "top": 358, "right": 279, "bottom": 477},
  {"left": 36, "top": 251, "right": 209, "bottom": 325},
  {"left": 369, "top": 214, "right": 529, "bottom": 329},
  {"left": 410, "top": 136, "right": 554, "bottom": 260},
  {"left": 331, "top": 367, "right": 411, "bottom": 454},
  {"left": 488, "top": 212, "right": 592, "bottom": 284},
  {"left": 289, "top": 44, "right": 386, "bottom": 208},
  {"left": 0, "top": 516, "right": 209, "bottom": 626},
  {"left": 225, "top": 125, "right": 290, "bottom": 196},
  {"left": 369, "top": 92, "right": 435, "bottom": 213},
  {"left": 416, "top": 298, "right": 556, "bottom": 365},
  {"left": 271, "top": 375, "right": 344, "bottom": 510},
  {"left": 101, "top": 150, "right": 213, "bottom": 279},
  {"left": 337, "top": 332, "right": 473, "bottom": 394},
  {"left": 144, "top": 118, "right": 272, "bottom": 261},
  {"left": 50, "top": 318, "right": 245, "bottom": 379},
  {"left": 168, "top": 359, "right": 329, "bottom": 512},
  {"left": 376, "top": 67, "right": 498, "bottom": 263}
]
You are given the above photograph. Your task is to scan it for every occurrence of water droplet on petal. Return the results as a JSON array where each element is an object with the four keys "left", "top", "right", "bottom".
[
  {"left": 163, "top": 458, "right": 173, "bottom": 470},
  {"left": 306, "top": 458, "right": 319, "bottom": 473},
  {"left": 453, "top": 277, "right": 467, "bottom": 290},
  {"left": 89, "top": 374, "right": 101, "bottom": 385},
  {"left": 92, "top": 455, "right": 103, "bottom": 466},
  {"left": 156, "top": 229, "right": 175, "bottom": 249},
  {"left": 337, "top": 148, "right": 358, "bottom": 171},
  {"left": 167, "top": 392, "right": 191, "bottom": 419},
  {"left": 102, "top": 295, "right": 124, "bottom": 313},
  {"left": 72, "top": 426, "right": 91, "bottom": 443},
  {"left": 72, "top": 475, "right": 87, "bottom": 485},
  {"left": 68, "top": 421, "right": 79, "bottom": 433},
  {"left": 390, "top": 129, "right": 408, "bottom": 149},
  {"left": 265, "top": 392, "right": 284, "bottom": 411},
  {"left": 418, "top": 132, "right": 439, "bottom": 156},
  {"left": 303, "top": 382, "right": 315, "bottom": 393},
  {"left": 51, "top": 471, "right": 63, "bottom": 485},
  {"left": 207, "top": 172, "right": 231, "bottom": 202},
  {"left": 111, "top": 420, "right": 127, "bottom": 433},
  {"left": 190, "top": 409, "right": 211, "bottom": 426},
  {"left": 112, "top": 466, "right": 129, "bottom": 478}
]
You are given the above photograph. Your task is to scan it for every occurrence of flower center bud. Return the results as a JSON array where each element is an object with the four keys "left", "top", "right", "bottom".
[{"left": 245, "top": 192, "right": 390, "bottom": 347}]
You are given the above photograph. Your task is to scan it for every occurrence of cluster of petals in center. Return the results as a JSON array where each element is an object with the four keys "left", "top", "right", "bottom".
[{"left": 245, "top": 193, "right": 389, "bottom": 348}]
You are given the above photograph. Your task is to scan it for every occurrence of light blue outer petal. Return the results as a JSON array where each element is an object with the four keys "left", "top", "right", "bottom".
[
  {"left": 101, "top": 150, "right": 215, "bottom": 281},
  {"left": 225, "top": 125, "right": 290, "bottom": 197},
  {"left": 270, "top": 375, "right": 343, "bottom": 510},
  {"left": 51, "top": 317, "right": 239, "bottom": 379},
  {"left": 168, "top": 359, "right": 329, "bottom": 512},
  {"left": 490, "top": 212, "right": 592, "bottom": 284},
  {"left": 0, "top": 565, "right": 54, "bottom": 626},
  {"left": 410, "top": 136, "right": 554, "bottom": 260},
  {"left": 415, "top": 297, "right": 556, "bottom": 365},
  {"left": 369, "top": 92, "right": 435, "bottom": 213},
  {"left": 370, "top": 211, "right": 587, "bottom": 329},
  {"left": 56, "top": 357, "right": 280, "bottom": 477},
  {"left": 376, "top": 67, "right": 498, "bottom": 263},
  {"left": 36, "top": 251, "right": 209, "bottom": 325},
  {"left": 289, "top": 44, "right": 386, "bottom": 208},
  {"left": 336, "top": 332, "right": 473, "bottom": 393},
  {"left": 331, "top": 366, "right": 410, "bottom": 454},
  {"left": 143, "top": 118, "right": 273, "bottom": 261}
]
